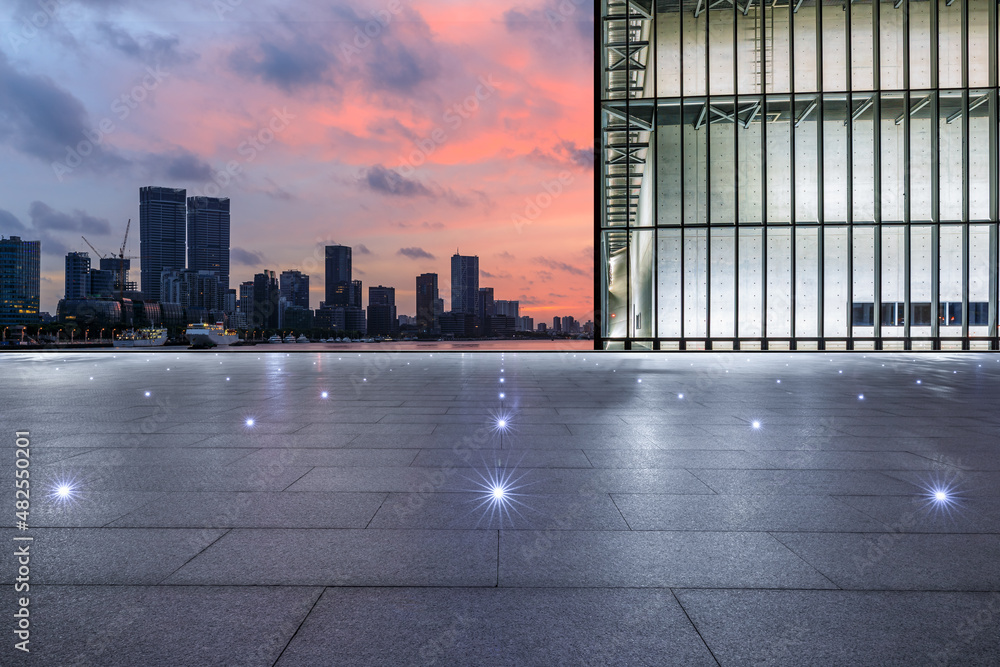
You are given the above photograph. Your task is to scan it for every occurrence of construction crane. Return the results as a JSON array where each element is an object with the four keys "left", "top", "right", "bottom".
[
  {"left": 117, "top": 219, "right": 131, "bottom": 300},
  {"left": 81, "top": 236, "right": 106, "bottom": 259}
]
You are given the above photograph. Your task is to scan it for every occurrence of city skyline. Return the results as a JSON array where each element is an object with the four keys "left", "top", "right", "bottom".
[{"left": 0, "top": 0, "right": 594, "bottom": 322}]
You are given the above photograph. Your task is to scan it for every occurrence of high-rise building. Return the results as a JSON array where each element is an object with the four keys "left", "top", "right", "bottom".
[
  {"left": 139, "top": 186, "right": 186, "bottom": 302},
  {"left": 280, "top": 270, "right": 310, "bottom": 309},
  {"left": 367, "top": 285, "right": 397, "bottom": 336},
  {"left": 160, "top": 268, "right": 222, "bottom": 311},
  {"left": 450, "top": 253, "right": 479, "bottom": 315},
  {"left": 495, "top": 299, "right": 519, "bottom": 320},
  {"left": 0, "top": 236, "right": 40, "bottom": 326},
  {"left": 599, "top": 1, "right": 1000, "bottom": 351},
  {"left": 88, "top": 269, "right": 115, "bottom": 298},
  {"left": 99, "top": 258, "right": 135, "bottom": 295},
  {"left": 552, "top": 316, "right": 561, "bottom": 333},
  {"left": 478, "top": 287, "right": 495, "bottom": 324},
  {"left": 416, "top": 272, "right": 439, "bottom": 333},
  {"left": 65, "top": 252, "right": 91, "bottom": 300},
  {"left": 252, "top": 270, "right": 279, "bottom": 330},
  {"left": 187, "top": 196, "right": 230, "bottom": 294},
  {"left": 351, "top": 279, "right": 363, "bottom": 309},
  {"left": 517, "top": 316, "right": 534, "bottom": 332},
  {"left": 325, "top": 245, "right": 352, "bottom": 306}
]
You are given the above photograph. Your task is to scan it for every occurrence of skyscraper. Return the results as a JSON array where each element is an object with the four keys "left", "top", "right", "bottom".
[
  {"left": 599, "top": 1, "right": 1000, "bottom": 351},
  {"left": 367, "top": 285, "right": 397, "bottom": 336},
  {"left": 139, "top": 186, "right": 186, "bottom": 302},
  {"left": 0, "top": 236, "right": 40, "bottom": 326},
  {"left": 65, "top": 252, "right": 91, "bottom": 300},
  {"left": 416, "top": 272, "right": 438, "bottom": 333},
  {"left": 495, "top": 299, "right": 519, "bottom": 320},
  {"left": 351, "top": 279, "right": 363, "bottom": 309},
  {"left": 280, "top": 270, "right": 310, "bottom": 308},
  {"left": 187, "top": 196, "right": 230, "bottom": 296},
  {"left": 450, "top": 253, "right": 479, "bottom": 315},
  {"left": 252, "top": 270, "right": 279, "bottom": 329},
  {"left": 478, "top": 287, "right": 495, "bottom": 324},
  {"left": 325, "top": 245, "right": 352, "bottom": 306}
]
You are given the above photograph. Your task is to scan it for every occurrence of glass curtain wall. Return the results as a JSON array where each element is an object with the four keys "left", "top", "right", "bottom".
[{"left": 600, "top": 0, "right": 1000, "bottom": 350}]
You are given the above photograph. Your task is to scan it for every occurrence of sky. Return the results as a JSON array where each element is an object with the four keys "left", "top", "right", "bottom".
[{"left": 0, "top": 0, "right": 594, "bottom": 322}]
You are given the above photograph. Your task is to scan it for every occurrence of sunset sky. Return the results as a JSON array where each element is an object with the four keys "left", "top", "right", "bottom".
[{"left": 0, "top": 0, "right": 594, "bottom": 321}]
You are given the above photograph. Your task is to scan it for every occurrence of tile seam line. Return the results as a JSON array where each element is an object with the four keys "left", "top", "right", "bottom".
[
  {"left": 19, "top": 583, "right": 1000, "bottom": 593},
  {"left": 363, "top": 492, "right": 391, "bottom": 530},
  {"left": 269, "top": 586, "right": 326, "bottom": 667},
  {"left": 155, "top": 527, "right": 232, "bottom": 585},
  {"left": 279, "top": 466, "right": 316, "bottom": 492},
  {"left": 766, "top": 530, "right": 843, "bottom": 591},
  {"left": 669, "top": 588, "right": 722, "bottom": 667}
]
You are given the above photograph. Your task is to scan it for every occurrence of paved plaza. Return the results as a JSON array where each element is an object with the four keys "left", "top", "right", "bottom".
[{"left": 2, "top": 350, "right": 1000, "bottom": 665}]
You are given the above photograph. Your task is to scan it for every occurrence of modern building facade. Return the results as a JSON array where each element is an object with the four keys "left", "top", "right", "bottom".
[
  {"left": 325, "top": 245, "right": 352, "bottom": 306},
  {"left": 280, "top": 270, "right": 310, "bottom": 309},
  {"left": 140, "top": 186, "right": 186, "bottom": 303},
  {"left": 416, "top": 272, "right": 439, "bottom": 333},
  {"left": 161, "top": 268, "right": 222, "bottom": 311},
  {"left": 187, "top": 196, "right": 230, "bottom": 294},
  {"left": 252, "top": 270, "right": 279, "bottom": 329},
  {"left": 495, "top": 299, "right": 519, "bottom": 320},
  {"left": 0, "top": 236, "right": 40, "bottom": 326},
  {"left": 65, "top": 251, "right": 91, "bottom": 300},
  {"left": 599, "top": 0, "right": 1000, "bottom": 350},
  {"left": 367, "top": 285, "right": 397, "bottom": 336},
  {"left": 450, "top": 253, "right": 479, "bottom": 315}
]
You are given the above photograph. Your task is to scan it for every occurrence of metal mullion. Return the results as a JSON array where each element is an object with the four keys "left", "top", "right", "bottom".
[
  {"left": 991, "top": 222, "right": 998, "bottom": 345},
  {"left": 847, "top": 0, "right": 856, "bottom": 349},
  {"left": 904, "top": 89, "right": 912, "bottom": 225},
  {"left": 760, "top": 0, "right": 768, "bottom": 344},
  {"left": 874, "top": 220, "right": 882, "bottom": 346},
  {"left": 874, "top": 94, "right": 882, "bottom": 225},
  {"left": 790, "top": 223, "right": 797, "bottom": 346},
  {"left": 704, "top": 10, "right": 711, "bottom": 344},
  {"left": 991, "top": 90, "right": 999, "bottom": 225},
  {"left": 931, "top": 92, "right": 940, "bottom": 224},
  {"left": 732, "top": 0, "right": 740, "bottom": 346},
  {"left": 847, "top": 224, "right": 855, "bottom": 348},
  {"left": 931, "top": 223, "right": 940, "bottom": 344},
  {"left": 596, "top": 2, "right": 604, "bottom": 349},
  {"left": 624, "top": 6, "right": 632, "bottom": 348},
  {"left": 904, "top": 222, "right": 911, "bottom": 344},
  {"left": 816, "top": 0, "right": 826, "bottom": 346},
  {"left": 789, "top": 0, "right": 797, "bottom": 347},
  {"left": 962, "top": 0, "right": 970, "bottom": 240},
  {"left": 651, "top": 7, "right": 658, "bottom": 346},
  {"left": 962, "top": 222, "right": 969, "bottom": 345}
]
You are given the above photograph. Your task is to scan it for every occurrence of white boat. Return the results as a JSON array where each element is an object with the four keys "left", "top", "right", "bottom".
[
  {"left": 185, "top": 322, "right": 239, "bottom": 346},
  {"left": 268, "top": 335, "right": 281, "bottom": 343},
  {"left": 283, "top": 335, "right": 296, "bottom": 343},
  {"left": 113, "top": 328, "right": 167, "bottom": 348},
  {"left": 296, "top": 334, "right": 309, "bottom": 343}
]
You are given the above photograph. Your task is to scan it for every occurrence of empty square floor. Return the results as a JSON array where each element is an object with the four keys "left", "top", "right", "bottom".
[{"left": 2, "top": 350, "right": 999, "bottom": 665}]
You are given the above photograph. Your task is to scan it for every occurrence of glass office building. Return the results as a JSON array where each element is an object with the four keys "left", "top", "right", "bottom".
[{"left": 598, "top": 0, "right": 1000, "bottom": 350}]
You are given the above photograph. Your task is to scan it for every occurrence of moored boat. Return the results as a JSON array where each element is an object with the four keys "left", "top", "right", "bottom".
[
  {"left": 185, "top": 322, "right": 238, "bottom": 346},
  {"left": 112, "top": 328, "right": 168, "bottom": 348}
]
